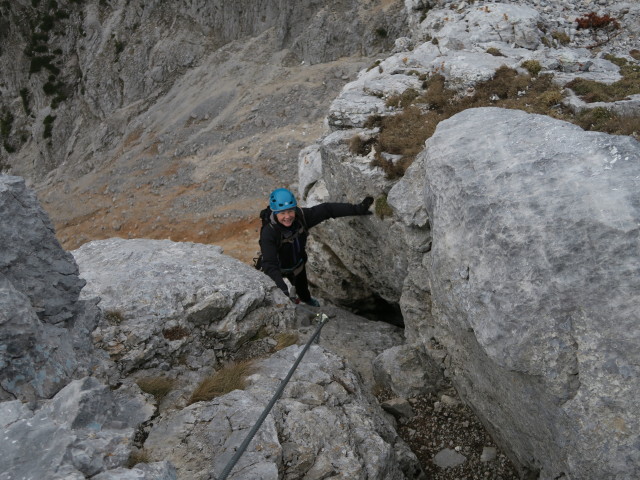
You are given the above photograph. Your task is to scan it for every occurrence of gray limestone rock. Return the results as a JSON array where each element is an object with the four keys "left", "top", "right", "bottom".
[
  {"left": 404, "top": 107, "right": 640, "bottom": 479},
  {"left": 92, "top": 462, "right": 177, "bottom": 480},
  {"left": 297, "top": 304, "right": 405, "bottom": 390},
  {"left": 0, "top": 377, "right": 155, "bottom": 479},
  {"left": 381, "top": 397, "right": 416, "bottom": 419},
  {"left": 433, "top": 448, "right": 467, "bottom": 469},
  {"left": 373, "top": 344, "right": 444, "bottom": 398},
  {"left": 73, "top": 238, "right": 296, "bottom": 373},
  {"left": 0, "top": 176, "right": 100, "bottom": 402},
  {"left": 0, "top": 175, "right": 85, "bottom": 324}
]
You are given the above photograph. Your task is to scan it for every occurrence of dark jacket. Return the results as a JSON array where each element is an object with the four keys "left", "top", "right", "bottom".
[{"left": 259, "top": 202, "right": 364, "bottom": 296}]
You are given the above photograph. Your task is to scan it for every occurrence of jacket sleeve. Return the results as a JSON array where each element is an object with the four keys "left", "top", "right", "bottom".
[
  {"left": 259, "top": 225, "right": 289, "bottom": 297},
  {"left": 302, "top": 202, "right": 364, "bottom": 229}
]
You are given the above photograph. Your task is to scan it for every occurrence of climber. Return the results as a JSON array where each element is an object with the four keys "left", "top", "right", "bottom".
[{"left": 257, "top": 188, "right": 373, "bottom": 307}]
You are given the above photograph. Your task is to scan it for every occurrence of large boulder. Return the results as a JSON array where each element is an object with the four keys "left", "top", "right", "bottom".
[
  {"left": 392, "top": 107, "right": 640, "bottom": 479},
  {"left": 0, "top": 175, "right": 100, "bottom": 402},
  {"left": 72, "top": 238, "right": 296, "bottom": 374}
]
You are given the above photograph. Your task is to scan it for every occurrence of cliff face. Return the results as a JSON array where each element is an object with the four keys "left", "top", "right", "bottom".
[
  {"left": 0, "top": 0, "right": 407, "bottom": 256},
  {"left": 0, "top": 0, "right": 406, "bottom": 180}
]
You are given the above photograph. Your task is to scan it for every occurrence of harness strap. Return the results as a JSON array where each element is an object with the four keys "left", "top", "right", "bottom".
[{"left": 280, "top": 258, "right": 305, "bottom": 276}]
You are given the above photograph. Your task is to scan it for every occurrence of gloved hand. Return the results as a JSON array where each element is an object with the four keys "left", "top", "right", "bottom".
[{"left": 357, "top": 196, "right": 374, "bottom": 215}]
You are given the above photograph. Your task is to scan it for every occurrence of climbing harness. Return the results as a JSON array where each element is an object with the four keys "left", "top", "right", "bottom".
[{"left": 216, "top": 311, "right": 329, "bottom": 480}]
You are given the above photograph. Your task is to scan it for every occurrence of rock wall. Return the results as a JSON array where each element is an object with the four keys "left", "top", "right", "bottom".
[
  {"left": 0, "top": 175, "right": 99, "bottom": 402},
  {"left": 300, "top": 2, "right": 640, "bottom": 478}
]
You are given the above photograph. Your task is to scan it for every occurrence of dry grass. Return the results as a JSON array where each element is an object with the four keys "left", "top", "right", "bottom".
[
  {"left": 362, "top": 62, "right": 640, "bottom": 179},
  {"left": 127, "top": 448, "right": 151, "bottom": 468},
  {"left": 349, "top": 135, "right": 376, "bottom": 156},
  {"left": 162, "top": 325, "right": 190, "bottom": 341},
  {"left": 379, "top": 106, "right": 439, "bottom": 158},
  {"left": 188, "top": 360, "right": 255, "bottom": 404},
  {"left": 551, "top": 30, "right": 570, "bottom": 45},
  {"left": 566, "top": 56, "right": 640, "bottom": 102},
  {"left": 486, "top": 47, "right": 505, "bottom": 57},
  {"left": 136, "top": 376, "right": 175, "bottom": 403},
  {"left": 385, "top": 88, "right": 420, "bottom": 108},
  {"left": 275, "top": 332, "right": 299, "bottom": 351},
  {"left": 574, "top": 107, "right": 640, "bottom": 136},
  {"left": 521, "top": 60, "right": 542, "bottom": 76},
  {"left": 104, "top": 310, "right": 125, "bottom": 324}
]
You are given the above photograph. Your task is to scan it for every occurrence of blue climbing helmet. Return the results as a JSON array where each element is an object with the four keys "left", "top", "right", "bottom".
[{"left": 269, "top": 188, "right": 297, "bottom": 213}]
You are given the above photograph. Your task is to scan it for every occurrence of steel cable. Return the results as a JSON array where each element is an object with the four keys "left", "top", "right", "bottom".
[{"left": 216, "top": 311, "right": 329, "bottom": 480}]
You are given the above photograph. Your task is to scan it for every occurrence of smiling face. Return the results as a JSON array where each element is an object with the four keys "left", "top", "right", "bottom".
[{"left": 275, "top": 208, "right": 296, "bottom": 227}]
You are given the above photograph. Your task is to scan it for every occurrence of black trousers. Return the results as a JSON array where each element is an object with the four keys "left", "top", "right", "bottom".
[{"left": 284, "top": 266, "right": 311, "bottom": 302}]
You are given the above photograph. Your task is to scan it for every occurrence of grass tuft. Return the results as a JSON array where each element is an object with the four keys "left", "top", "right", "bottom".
[
  {"left": 136, "top": 376, "right": 175, "bottom": 403},
  {"left": 127, "top": 448, "right": 150, "bottom": 468},
  {"left": 374, "top": 195, "right": 394, "bottom": 219},
  {"left": 486, "top": 47, "right": 504, "bottom": 57},
  {"left": 349, "top": 135, "right": 376, "bottom": 156},
  {"left": 521, "top": 60, "right": 542, "bottom": 76},
  {"left": 163, "top": 326, "right": 189, "bottom": 341},
  {"left": 104, "top": 310, "right": 125, "bottom": 324},
  {"left": 189, "top": 361, "right": 254, "bottom": 404},
  {"left": 551, "top": 31, "right": 570, "bottom": 45},
  {"left": 566, "top": 62, "right": 640, "bottom": 103},
  {"left": 275, "top": 332, "right": 298, "bottom": 351}
]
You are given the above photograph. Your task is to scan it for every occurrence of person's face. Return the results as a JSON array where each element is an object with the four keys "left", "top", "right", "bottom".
[{"left": 276, "top": 209, "right": 296, "bottom": 227}]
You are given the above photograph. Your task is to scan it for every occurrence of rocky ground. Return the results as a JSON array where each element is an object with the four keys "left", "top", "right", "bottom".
[{"left": 377, "top": 384, "right": 521, "bottom": 480}]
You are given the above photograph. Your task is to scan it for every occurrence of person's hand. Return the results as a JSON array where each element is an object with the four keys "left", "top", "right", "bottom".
[{"left": 357, "top": 196, "right": 374, "bottom": 215}]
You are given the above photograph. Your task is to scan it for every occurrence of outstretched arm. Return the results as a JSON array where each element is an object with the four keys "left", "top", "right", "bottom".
[{"left": 303, "top": 197, "right": 373, "bottom": 228}]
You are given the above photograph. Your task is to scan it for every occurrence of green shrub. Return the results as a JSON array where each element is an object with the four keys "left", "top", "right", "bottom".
[
  {"left": 114, "top": 39, "right": 125, "bottom": 57},
  {"left": 20, "top": 88, "right": 31, "bottom": 115},
  {"left": 39, "top": 14, "right": 55, "bottom": 32},
  {"left": 29, "top": 55, "right": 59, "bottom": 74},
  {"left": 375, "top": 27, "right": 388, "bottom": 38}
]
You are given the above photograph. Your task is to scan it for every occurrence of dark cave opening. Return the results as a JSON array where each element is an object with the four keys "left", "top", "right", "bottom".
[{"left": 344, "top": 294, "right": 405, "bottom": 328}]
